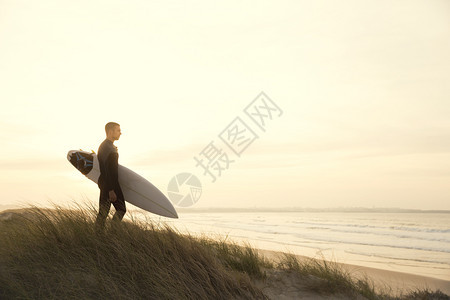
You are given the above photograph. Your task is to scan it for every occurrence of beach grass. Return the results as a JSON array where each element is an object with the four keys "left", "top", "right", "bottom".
[{"left": 0, "top": 205, "right": 448, "bottom": 299}]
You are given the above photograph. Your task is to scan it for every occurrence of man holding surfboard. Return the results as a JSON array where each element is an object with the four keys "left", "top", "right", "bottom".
[{"left": 95, "top": 122, "right": 126, "bottom": 229}]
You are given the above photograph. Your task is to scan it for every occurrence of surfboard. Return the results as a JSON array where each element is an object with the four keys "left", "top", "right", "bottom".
[{"left": 67, "top": 150, "right": 178, "bottom": 219}]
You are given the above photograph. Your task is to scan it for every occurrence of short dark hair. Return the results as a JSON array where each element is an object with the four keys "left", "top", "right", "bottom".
[{"left": 105, "top": 122, "right": 120, "bottom": 133}]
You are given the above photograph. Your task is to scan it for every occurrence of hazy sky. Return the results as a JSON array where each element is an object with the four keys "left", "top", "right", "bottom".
[{"left": 1, "top": 0, "right": 449, "bottom": 210}]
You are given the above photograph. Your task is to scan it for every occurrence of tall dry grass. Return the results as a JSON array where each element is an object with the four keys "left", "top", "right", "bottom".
[
  {"left": 0, "top": 205, "right": 266, "bottom": 299},
  {"left": 0, "top": 204, "right": 448, "bottom": 300}
]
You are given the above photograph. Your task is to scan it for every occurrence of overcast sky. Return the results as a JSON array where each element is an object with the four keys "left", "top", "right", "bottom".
[{"left": 1, "top": 0, "right": 449, "bottom": 210}]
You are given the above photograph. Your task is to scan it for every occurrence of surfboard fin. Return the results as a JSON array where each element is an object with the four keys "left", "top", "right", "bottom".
[{"left": 91, "top": 150, "right": 96, "bottom": 154}]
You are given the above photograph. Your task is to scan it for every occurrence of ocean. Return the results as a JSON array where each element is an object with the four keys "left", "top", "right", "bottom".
[{"left": 158, "top": 211, "right": 450, "bottom": 281}]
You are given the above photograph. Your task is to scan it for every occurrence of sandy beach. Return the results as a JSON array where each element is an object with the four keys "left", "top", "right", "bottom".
[{"left": 258, "top": 248, "right": 450, "bottom": 299}]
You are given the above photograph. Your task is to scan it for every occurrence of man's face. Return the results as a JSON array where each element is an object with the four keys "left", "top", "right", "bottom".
[{"left": 110, "top": 125, "right": 122, "bottom": 140}]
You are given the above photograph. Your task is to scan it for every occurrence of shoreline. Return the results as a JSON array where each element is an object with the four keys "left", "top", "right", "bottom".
[
  {"left": 258, "top": 248, "right": 450, "bottom": 295},
  {"left": 167, "top": 210, "right": 450, "bottom": 283}
]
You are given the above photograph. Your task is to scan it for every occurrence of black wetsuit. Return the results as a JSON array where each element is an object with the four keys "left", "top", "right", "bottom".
[{"left": 95, "top": 139, "right": 126, "bottom": 228}]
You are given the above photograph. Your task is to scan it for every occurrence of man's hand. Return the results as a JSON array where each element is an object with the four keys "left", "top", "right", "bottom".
[{"left": 109, "top": 190, "right": 117, "bottom": 202}]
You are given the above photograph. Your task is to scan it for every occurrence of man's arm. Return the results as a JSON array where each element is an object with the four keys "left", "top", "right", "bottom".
[{"left": 105, "top": 152, "right": 120, "bottom": 201}]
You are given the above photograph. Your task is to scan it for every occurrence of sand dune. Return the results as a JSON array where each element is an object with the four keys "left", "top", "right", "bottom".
[{"left": 1, "top": 208, "right": 449, "bottom": 299}]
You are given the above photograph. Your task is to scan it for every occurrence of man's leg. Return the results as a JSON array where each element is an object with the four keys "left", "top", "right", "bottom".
[
  {"left": 95, "top": 188, "right": 111, "bottom": 230},
  {"left": 112, "top": 187, "right": 126, "bottom": 223}
]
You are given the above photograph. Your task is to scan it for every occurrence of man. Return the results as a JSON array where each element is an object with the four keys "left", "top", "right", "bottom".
[{"left": 95, "top": 122, "right": 126, "bottom": 229}]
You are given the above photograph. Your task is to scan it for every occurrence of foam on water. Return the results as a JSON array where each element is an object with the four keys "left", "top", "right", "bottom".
[{"left": 160, "top": 211, "right": 450, "bottom": 280}]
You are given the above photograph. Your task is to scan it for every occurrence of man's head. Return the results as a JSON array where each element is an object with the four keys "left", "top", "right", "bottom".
[{"left": 105, "top": 122, "right": 121, "bottom": 141}]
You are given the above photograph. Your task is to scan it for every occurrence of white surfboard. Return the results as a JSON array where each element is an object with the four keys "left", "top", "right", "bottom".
[{"left": 67, "top": 150, "right": 178, "bottom": 219}]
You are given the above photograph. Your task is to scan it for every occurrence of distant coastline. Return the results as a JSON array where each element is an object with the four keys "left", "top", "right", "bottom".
[
  {"left": 175, "top": 207, "right": 450, "bottom": 214},
  {"left": 1, "top": 203, "right": 449, "bottom": 214}
]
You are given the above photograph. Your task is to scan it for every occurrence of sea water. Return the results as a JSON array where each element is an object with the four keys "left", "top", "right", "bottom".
[{"left": 159, "top": 211, "right": 450, "bottom": 281}]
